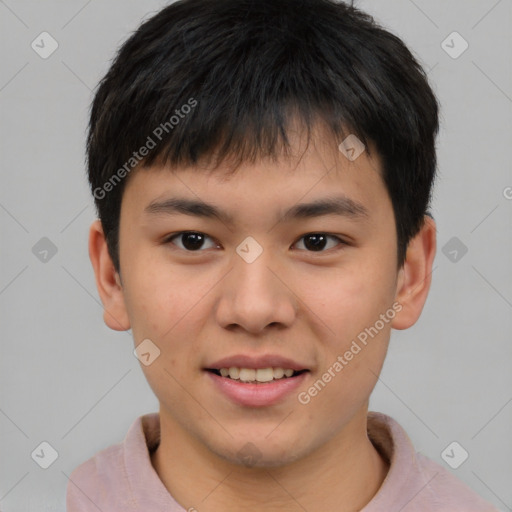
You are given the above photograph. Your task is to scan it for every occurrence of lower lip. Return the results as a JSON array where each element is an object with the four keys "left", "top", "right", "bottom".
[{"left": 205, "top": 371, "right": 309, "bottom": 407}]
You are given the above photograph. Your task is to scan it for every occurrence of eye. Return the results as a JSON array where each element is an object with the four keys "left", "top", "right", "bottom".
[
  {"left": 293, "top": 233, "right": 346, "bottom": 253},
  {"left": 164, "top": 231, "right": 347, "bottom": 254},
  {"left": 164, "top": 231, "right": 219, "bottom": 251}
]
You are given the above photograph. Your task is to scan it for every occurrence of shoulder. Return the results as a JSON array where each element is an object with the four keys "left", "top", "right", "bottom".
[
  {"left": 413, "top": 453, "right": 501, "bottom": 512},
  {"left": 66, "top": 441, "right": 128, "bottom": 511},
  {"left": 65, "top": 414, "right": 154, "bottom": 511},
  {"left": 365, "top": 412, "right": 500, "bottom": 512}
]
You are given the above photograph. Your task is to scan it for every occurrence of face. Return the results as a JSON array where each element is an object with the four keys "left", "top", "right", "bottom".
[{"left": 94, "top": 124, "right": 431, "bottom": 468}]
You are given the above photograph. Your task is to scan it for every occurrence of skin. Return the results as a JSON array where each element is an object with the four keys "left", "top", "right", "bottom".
[{"left": 89, "top": 122, "right": 436, "bottom": 512}]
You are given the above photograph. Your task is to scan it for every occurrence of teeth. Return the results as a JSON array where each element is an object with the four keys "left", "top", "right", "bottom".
[
  {"left": 256, "top": 368, "right": 274, "bottom": 382},
  {"left": 239, "top": 368, "right": 256, "bottom": 382},
  {"left": 217, "top": 367, "right": 300, "bottom": 382},
  {"left": 273, "top": 368, "right": 284, "bottom": 379}
]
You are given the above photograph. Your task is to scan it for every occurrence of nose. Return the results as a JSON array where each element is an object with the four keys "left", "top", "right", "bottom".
[{"left": 214, "top": 244, "right": 297, "bottom": 334}]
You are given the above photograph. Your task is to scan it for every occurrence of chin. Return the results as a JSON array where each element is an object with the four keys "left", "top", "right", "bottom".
[{"left": 208, "top": 434, "right": 310, "bottom": 469}]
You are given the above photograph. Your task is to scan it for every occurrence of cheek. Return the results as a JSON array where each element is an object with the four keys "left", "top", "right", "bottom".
[
  {"left": 298, "top": 253, "right": 396, "bottom": 381},
  {"left": 303, "top": 318, "right": 390, "bottom": 422},
  {"left": 121, "top": 258, "right": 183, "bottom": 342},
  {"left": 300, "top": 263, "right": 392, "bottom": 339},
  {"left": 122, "top": 257, "right": 214, "bottom": 364}
]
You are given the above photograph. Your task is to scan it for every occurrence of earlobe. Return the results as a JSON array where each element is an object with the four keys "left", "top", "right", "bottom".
[
  {"left": 391, "top": 215, "right": 437, "bottom": 330},
  {"left": 88, "top": 220, "right": 131, "bottom": 331}
]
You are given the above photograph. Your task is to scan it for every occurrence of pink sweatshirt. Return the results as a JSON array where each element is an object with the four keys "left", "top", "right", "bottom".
[{"left": 66, "top": 411, "right": 500, "bottom": 511}]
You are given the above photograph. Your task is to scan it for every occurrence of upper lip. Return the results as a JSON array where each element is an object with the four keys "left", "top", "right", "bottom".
[{"left": 205, "top": 354, "right": 310, "bottom": 371}]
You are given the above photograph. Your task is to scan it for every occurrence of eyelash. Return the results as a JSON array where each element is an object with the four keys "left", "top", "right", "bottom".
[{"left": 163, "top": 231, "right": 348, "bottom": 254}]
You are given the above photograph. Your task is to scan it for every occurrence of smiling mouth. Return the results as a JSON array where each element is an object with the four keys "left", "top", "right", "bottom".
[{"left": 206, "top": 367, "right": 309, "bottom": 383}]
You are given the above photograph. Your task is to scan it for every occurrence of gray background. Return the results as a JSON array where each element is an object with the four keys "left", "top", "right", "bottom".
[{"left": 1, "top": 0, "right": 511, "bottom": 510}]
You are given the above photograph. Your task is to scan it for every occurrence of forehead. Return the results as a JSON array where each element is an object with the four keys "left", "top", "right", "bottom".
[{"left": 121, "top": 125, "right": 389, "bottom": 228}]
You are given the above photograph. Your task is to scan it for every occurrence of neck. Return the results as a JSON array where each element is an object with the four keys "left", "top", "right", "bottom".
[{"left": 150, "top": 407, "right": 389, "bottom": 512}]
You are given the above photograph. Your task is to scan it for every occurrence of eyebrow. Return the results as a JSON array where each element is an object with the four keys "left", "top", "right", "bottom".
[{"left": 144, "top": 195, "right": 370, "bottom": 226}]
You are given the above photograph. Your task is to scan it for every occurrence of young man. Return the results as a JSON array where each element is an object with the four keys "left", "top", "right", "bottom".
[{"left": 66, "top": 0, "right": 499, "bottom": 510}]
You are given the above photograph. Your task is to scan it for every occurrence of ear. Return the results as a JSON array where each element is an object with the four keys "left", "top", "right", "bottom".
[
  {"left": 391, "top": 215, "right": 437, "bottom": 330},
  {"left": 88, "top": 220, "right": 131, "bottom": 331}
]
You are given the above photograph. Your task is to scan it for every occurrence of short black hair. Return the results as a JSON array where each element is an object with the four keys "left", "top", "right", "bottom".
[{"left": 87, "top": 0, "right": 440, "bottom": 273}]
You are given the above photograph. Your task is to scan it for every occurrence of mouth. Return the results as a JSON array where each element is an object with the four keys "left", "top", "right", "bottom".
[
  {"left": 205, "top": 367, "right": 309, "bottom": 384},
  {"left": 205, "top": 368, "right": 309, "bottom": 407},
  {"left": 203, "top": 356, "right": 311, "bottom": 407}
]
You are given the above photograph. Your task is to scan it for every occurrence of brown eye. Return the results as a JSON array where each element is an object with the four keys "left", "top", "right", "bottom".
[
  {"left": 166, "top": 231, "right": 217, "bottom": 251},
  {"left": 294, "top": 234, "right": 345, "bottom": 252}
]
